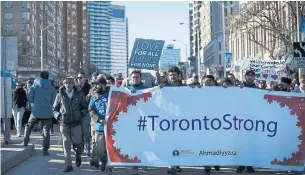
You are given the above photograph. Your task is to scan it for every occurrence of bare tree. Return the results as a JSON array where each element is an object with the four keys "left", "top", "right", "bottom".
[{"left": 230, "top": 1, "right": 305, "bottom": 60}]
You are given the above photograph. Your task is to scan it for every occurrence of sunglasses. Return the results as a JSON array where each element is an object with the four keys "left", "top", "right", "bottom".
[{"left": 77, "top": 77, "right": 83, "bottom": 79}]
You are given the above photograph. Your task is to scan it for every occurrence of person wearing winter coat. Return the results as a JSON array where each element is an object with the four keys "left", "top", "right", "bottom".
[
  {"left": 12, "top": 82, "right": 27, "bottom": 137},
  {"left": 23, "top": 71, "right": 56, "bottom": 156},
  {"left": 53, "top": 77, "right": 88, "bottom": 172}
]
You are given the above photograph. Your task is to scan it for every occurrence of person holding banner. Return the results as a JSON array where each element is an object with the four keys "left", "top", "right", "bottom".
[
  {"left": 222, "top": 78, "right": 233, "bottom": 88},
  {"left": 201, "top": 75, "right": 217, "bottom": 87},
  {"left": 127, "top": 70, "right": 147, "bottom": 92},
  {"left": 88, "top": 77, "right": 112, "bottom": 173},
  {"left": 227, "top": 73, "right": 237, "bottom": 86},
  {"left": 163, "top": 66, "right": 186, "bottom": 175},
  {"left": 125, "top": 70, "right": 149, "bottom": 175},
  {"left": 237, "top": 69, "right": 256, "bottom": 173},
  {"left": 274, "top": 77, "right": 292, "bottom": 92},
  {"left": 200, "top": 74, "right": 221, "bottom": 175},
  {"left": 240, "top": 70, "right": 258, "bottom": 89}
]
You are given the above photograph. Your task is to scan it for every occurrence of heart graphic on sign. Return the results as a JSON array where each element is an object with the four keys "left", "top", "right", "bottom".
[
  {"left": 256, "top": 73, "right": 261, "bottom": 78},
  {"left": 262, "top": 74, "right": 269, "bottom": 79},
  {"left": 271, "top": 75, "right": 278, "bottom": 80}
]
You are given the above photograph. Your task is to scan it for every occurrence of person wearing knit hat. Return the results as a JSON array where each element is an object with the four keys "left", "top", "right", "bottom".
[{"left": 275, "top": 77, "right": 292, "bottom": 92}]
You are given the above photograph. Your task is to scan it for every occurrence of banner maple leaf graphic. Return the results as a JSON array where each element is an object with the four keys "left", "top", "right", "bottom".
[
  {"left": 106, "top": 91, "right": 152, "bottom": 163},
  {"left": 264, "top": 95, "right": 305, "bottom": 166}
]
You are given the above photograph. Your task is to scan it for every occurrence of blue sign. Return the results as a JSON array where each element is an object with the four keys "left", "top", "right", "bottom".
[{"left": 129, "top": 38, "right": 165, "bottom": 70}]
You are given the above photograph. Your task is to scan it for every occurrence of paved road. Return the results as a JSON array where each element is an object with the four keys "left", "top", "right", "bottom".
[{"left": 3, "top": 124, "right": 304, "bottom": 175}]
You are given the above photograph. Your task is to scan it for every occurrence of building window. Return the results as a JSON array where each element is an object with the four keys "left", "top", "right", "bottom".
[
  {"left": 4, "top": 24, "right": 13, "bottom": 31},
  {"left": 21, "top": 24, "right": 28, "bottom": 32},
  {"left": 218, "top": 42, "right": 221, "bottom": 51},
  {"left": 224, "top": 8, "right": 228, "bottom": 16},
  {"left": 231, "top": 1, "right": 233, "bottom": 5},
  {"left": 5, "top": 13, "right": 13, "bottom": 20},
  {"left": 219, "top": 54, "right": 222, "bottom": 65},
  {"left": 4, "top": 1, "right": 13, "bottom": 8},
  {"left": 22, "top": 1, "right": 27, "bottom": 8},
  {"left": 224, "top": 1, "right": 227, "bottom": 6},
  {"left": 22, "top": 12, "right": 28, "bottom": 19},
  {"left": 231, "top": 7, "right": 234, "bottom": 15}
]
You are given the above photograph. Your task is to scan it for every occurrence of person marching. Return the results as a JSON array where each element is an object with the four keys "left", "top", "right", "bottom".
[
  {"left": 53, "top": 77, "right": 88, "bottom": 172},
  {"left": 89, "top": 76, "right": 112, "bottom": 173}
]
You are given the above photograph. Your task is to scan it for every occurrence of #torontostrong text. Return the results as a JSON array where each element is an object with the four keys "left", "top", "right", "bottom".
[{"left": 137, "top": 114, "right": 278, "bottom": 137}]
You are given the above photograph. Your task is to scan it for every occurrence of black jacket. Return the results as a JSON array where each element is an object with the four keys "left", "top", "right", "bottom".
[
  {"left": 13, "top": 88, "right": 27, "bottom": 108},
  {"left": 53, "top": 86, "right": 88, "bottom": 126},
  {"left": 79, "top": 81, "right": 91, "bottom": 97}
]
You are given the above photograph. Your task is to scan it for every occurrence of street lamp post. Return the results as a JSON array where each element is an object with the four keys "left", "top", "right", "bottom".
[
  {"left": 41, "top": 23, "right": 58, "bottom": 71},
  {"left": 173, "top": 39, "right": 188, "bottom": 78},
  {"left": 180, "top": 22, "right": 200, "bottom": 77}
]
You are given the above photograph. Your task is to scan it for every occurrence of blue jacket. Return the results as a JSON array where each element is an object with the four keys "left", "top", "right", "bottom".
[
  {"left": 127, "top": 83, "right": 147, "bottom": 91},
  {"left": 27, "top": 79, "right": 56, "bottom": 119},
  {"left": 292, "top": 87, "right": 304, "bottom": 93},
  {"left": 89, "top": 92, "right": 109, "bottom": 131}
]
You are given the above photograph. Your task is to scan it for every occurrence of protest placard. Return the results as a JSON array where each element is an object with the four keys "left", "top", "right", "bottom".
[
  {"left": 248, "top": 59, "right": 287, "bottom": 82},
  {"left": 128, "top": 38, "right": 165, "bottom": 70},
  {"left": 105, "top": 86, "right": 305, "bottom": 171}
]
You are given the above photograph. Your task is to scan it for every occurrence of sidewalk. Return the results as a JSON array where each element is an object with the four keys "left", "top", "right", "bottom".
[{"left": 0, "top": 129, "right": 36, "bottom": 174}]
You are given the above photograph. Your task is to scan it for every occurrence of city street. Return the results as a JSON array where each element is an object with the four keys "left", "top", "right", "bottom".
[{"left": 2, "top": 125, "right": 301, "bottom": 175}]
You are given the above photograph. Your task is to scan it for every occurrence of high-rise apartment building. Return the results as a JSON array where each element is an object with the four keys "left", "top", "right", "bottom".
[
  {"left": 65, "top": 2, "right": 89, "bottom": 75},
  {"left": 202, "top": 1, "right": 239, "bottom": 77},
  {"left": 189, "top": 1, "right": 202, "bottom": 76},
  {"left": 110, "top": 4, "right": 128, "bottom": 78},
  {"left": 88, "top": 2, "right": 112, "bottom": 74},
  {"left": 1, "top": 1, "right": 89, "bottom": 78},
  {"left": 159, "top": 44, "right": 181, "bottom": 72}
]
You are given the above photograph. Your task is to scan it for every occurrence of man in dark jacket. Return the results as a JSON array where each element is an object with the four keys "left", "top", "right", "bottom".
[
  {"left": 23, "top": 71, "right": 56, "bottom": 156},
  {"left": 53, "top": 77, "right": 88, "bottom": 172},
  {"left": 241, "top": 70, "right": 258, "bottom": 89},
  {"left": 77, "top": 73, "right": 92, "bottom": 156},
  {"left": 77, "top": 73, "right": 91, "bottom": 97},
  {"left": 12, "top": 82, "right": 27, "bottom": 137}
]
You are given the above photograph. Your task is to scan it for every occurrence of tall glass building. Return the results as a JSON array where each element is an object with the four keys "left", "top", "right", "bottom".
[
  {"left": 110, "top": 5, "right": 128, "bottom": 78},
  {"left": 159, "top": 44, "right": 181, "bottom": 72},
  {"left": 88, "top": 2, "right": 112, "bottom": 73}
]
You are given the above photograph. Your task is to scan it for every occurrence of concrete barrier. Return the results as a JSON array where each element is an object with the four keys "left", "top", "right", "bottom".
[{"left": 1, "top": 143, "right": 35, "bottom": 174}]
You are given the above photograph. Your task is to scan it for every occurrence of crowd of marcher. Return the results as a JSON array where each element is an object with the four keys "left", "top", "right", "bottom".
[{"left": 5, "top": 66, "right": 304, "bottom": 175}]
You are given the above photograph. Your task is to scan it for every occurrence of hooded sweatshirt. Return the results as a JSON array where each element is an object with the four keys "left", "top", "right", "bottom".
[{"left": 27, "top": 78, "right": 56, "bottom": 119}]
